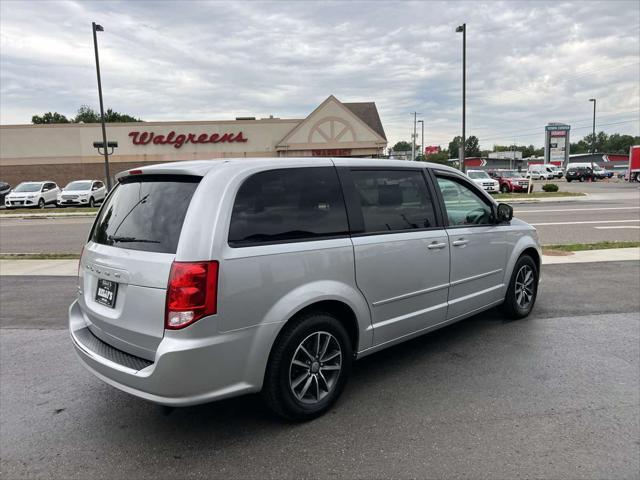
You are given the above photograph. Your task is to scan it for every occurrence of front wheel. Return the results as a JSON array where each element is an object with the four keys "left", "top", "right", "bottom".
[
  {"left": 500, "top": 255, "right": 538, "bottom": 319},
  {"left": 37, "top": 198, "right": 45, "bottom": 209},
  {"left": 500, "top": 184, "right": 510, "bottom": 193},
  {"left": 579, "top": 176, "right": 585, "bottom": 182},
  {"left": 89, "top": 197, "right": 95, "bottom": 208},
  {"left": 262, "top": 312, "right": 353, "bottom": 421}
]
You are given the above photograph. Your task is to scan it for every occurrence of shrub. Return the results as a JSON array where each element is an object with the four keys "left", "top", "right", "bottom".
[{"left": 542, "top": 183, "right": 559, "bottom": 192}]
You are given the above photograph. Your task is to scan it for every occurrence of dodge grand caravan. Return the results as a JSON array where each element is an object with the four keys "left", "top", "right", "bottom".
[{"left": 70, "top": 158, "right": 541, "bottom": 420}]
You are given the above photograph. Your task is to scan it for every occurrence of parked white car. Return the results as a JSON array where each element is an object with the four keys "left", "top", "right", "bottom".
[
  {"left": 526, "top": 165, "right": 554, "bottom": 180},
  {"left": 4, "top": 181, "right": 60, "bottom": 209},
  {"left": 466, "top": 170, "right": 500, "bottom": 193},
  {"left": 57, "top": 180, "right": 107, "bottom": 207}
]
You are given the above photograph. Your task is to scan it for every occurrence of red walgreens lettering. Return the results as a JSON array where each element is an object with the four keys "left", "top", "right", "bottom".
[{"left": 129, "top": 131, "right": 248, "bottom": 148}]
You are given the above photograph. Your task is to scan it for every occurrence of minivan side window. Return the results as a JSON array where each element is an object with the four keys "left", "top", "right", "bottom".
[
  {"left": 351, "top": 169, "right": 437, "bottom": 233},
  {"left": 228, "top": 167, "right": 349, "bottom": 247},
  {"left": 436, "top": 176, "right": 493, "bottom": 226}
]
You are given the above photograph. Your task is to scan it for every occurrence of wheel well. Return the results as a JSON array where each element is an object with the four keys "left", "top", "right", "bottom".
[
  {"left": 521, "top": 247, "right": 541, "bottom": 273},
  {"left": 287, "top": 300, "right": 359, "bottom": 352}
]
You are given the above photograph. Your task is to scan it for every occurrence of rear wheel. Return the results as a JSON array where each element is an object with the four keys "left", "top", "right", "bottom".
[
  {"left": 262, "top": 311, "right": 352, "bottom": 421},
  {"left": 500, "top": 254, "right": 538, "bottom": 319},
  {"left": 579, "top": 176, "right": 585, "bottom": 182}
]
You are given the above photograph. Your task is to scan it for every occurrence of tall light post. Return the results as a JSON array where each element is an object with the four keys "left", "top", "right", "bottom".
[
  {"left": 417, "top": 120, "right": 424, "bottom": 160},
  {"left": 411, "top": 112, "right": 420, "bottom": 160},
  {"left": 92, "top": 22, "right": 112, "bottom": 190},
  {"left": 456, "top": 23, "right": 466, "bottom": 172},
  {"left": 589, "top": 98, "right": 596, "bottom": 173}
]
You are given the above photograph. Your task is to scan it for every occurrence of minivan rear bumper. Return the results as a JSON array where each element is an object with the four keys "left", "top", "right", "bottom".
[{"left": 69, "top": 300, "right": 278, "bottom": 406}]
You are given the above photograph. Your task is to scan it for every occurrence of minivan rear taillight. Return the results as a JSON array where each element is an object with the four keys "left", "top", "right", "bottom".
[{"left": 165, "top": 261, "right": 219, "bottom": 329}]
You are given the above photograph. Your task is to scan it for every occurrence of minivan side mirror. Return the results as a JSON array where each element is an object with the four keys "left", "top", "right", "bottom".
[{"left": 496, "top": 203, "right": 513, "bottom": 223}]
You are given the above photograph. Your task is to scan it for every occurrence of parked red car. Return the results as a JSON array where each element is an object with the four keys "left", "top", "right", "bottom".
[{"left": 488, "top": 170, "right": 530, "bottom": 193}]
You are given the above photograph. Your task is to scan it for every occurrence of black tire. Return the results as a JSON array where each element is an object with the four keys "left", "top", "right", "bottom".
[
  {"left": 566, "top": 178, "right": 572, "bottom": 182},
  {"left": 500, "top": 184, "right": 510, "bottom": 193},
  {"left": 262, "top": 311, "right": 353, "bottom": 421},
  {"left": 499, "top": 254, "right": 538, "bottom": 319},
  {"left": 37, "top": 198, "right": 45, "bottom": 209},
  {"left": 579, "top": 176, "right": 585, "bottom": 182},
  {"left": 89, "top": 197, "right": 95, "bottom": 208}
]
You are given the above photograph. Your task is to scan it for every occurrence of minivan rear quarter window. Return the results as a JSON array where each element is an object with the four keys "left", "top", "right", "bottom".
[
  {"left": 228, "top": 167, "right": 349, "bottom": 246},
  {"left": 351, "top": 169, "right": 437, "bottom": 233},
  {"left": 91, "top": 175, "right": 200, "bottom": 254}
]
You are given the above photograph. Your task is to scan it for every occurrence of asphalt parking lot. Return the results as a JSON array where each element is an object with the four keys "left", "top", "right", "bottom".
[{"left": 1, "top": 261, "right": 639, "bottom": 479}]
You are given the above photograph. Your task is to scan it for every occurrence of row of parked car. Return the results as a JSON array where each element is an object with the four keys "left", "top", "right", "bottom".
[
  {"left": 1, "top": 180, "right": 107, "bottom": 209},
  {"left": 467, "top": 170, "right": 530, "bottom": 193}
]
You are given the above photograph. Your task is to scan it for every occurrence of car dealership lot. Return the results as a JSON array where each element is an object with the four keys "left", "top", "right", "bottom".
[{"left": 1, "top": 261, "right": 638, "bottom": 479}]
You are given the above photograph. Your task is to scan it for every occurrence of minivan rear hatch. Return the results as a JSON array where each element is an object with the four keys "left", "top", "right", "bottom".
[{"left": 78, "top": 174, "right": 200, "bottom": 360}]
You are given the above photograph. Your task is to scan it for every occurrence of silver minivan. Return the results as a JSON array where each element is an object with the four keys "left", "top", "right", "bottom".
[{"left": 70, "top": 158, "right": 541, "bottom": 420}]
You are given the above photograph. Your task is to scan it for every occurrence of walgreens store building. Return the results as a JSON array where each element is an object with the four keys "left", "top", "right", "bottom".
[{"left": 0, "top": 95, "right": 387, "bottom": 186}]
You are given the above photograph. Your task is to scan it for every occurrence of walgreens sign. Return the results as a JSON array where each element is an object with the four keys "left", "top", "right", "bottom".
[{"left": 128, "top": 131, "right": 248, "bottom": 149}]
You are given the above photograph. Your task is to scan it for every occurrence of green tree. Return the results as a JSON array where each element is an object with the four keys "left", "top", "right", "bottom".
[
  {"left": 448, "top": 136, "right": 462, "bottom": 158},
  {"left": 425, "top": 151, "right": 450, "bottom": 165},
  {"left": 391, "top": 141, "right": 412, "bottom": 152},
  {"left": 465, "top": 135, "right": 481, "bottom": 157},
  {"left": 31, "top": 112, "right": 70, "bottom": 124},
  {"left": 73, "top": 105, "right": 142, "bottom": 123}
]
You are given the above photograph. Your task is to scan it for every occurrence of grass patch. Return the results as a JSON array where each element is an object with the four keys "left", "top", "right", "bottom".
[
  {"left": 542, "top": 241, "right": 640, "bottom": 254},
  {"left": 0, "top": 207, "right": 98, "bottom": 215},
  {"left": 493, "top": 191, "right": 586, "bottom": 200},
  {"left": 0, "top": 253, "right": 80, "bottom": 260}
]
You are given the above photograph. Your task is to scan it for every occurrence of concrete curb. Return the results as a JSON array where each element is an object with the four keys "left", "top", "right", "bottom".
[{"left": 1, "top": 248, "right": 638, "bottom": 276}]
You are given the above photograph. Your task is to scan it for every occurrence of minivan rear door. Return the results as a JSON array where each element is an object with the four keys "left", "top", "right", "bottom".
[
  {"left": 340, "top": 167, "right": 450, "bottom": 347},
  {"left": 78, "top": 174, "right": 200, "bottom": 360}
]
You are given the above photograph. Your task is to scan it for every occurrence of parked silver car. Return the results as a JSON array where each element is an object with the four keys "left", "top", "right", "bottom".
[
  {"left": 57, "top": 180, "right": 107, "bottom": 207},
  {"left": 70, "top": 158, "right": 541, "bottom": 420},
  {"left": 5, "top": 181, "right": 59, "bottom": 209}
]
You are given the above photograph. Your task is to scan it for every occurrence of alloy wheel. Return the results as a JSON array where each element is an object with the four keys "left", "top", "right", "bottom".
[
  {"left": 289, "top": 331, "right": 342, "bottom": 404},
  {"left": 515, "top": 265, "right": 535, "bottom": 309}
]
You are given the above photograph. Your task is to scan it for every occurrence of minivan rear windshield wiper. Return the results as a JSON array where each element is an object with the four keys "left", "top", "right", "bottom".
[{"left": 107, "top": 235, "right": 161, "bottom": 244}]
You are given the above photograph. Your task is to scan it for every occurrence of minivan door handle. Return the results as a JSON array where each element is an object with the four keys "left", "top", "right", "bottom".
[
  {"left": 452, "top": 238, "right": 469, "bottom": 247},
  {"left": 427, "top": 242, "right": 447, "bottom": 250}
]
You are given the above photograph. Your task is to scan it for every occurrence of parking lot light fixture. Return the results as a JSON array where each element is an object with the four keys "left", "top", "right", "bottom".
[
  {"left": 92, "top": 22, "right": 111, "bottom": 190},
  {"left": 456, "top": 23, "right": 466, "bottom": 173}
]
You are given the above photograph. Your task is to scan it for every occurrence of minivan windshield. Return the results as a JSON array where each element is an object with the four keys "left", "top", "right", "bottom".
[
  {"left": 467, "top": 171, "right": 490, "bottom": 179},
  {"left": 14, "top": 182, "right": 42, "bottom": 193},
  {"left": 65, "top": 181, "right": 92, "bottom": 191},
  {"left": 90, "top": 175, "right": 200, "bottom": 254}
]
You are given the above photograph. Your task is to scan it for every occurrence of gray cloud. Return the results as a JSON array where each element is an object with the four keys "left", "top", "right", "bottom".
[{"left": 1, "top": 0, "right": 638, "bottom": 149}]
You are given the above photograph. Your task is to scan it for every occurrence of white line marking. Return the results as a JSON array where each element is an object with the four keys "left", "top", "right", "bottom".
[
  {"left": 593, "top": 226, "right": 640, "bottom": 230},
  {"left": 517, "top": 206, "right": 640, "bottom": 214},
  {"left": 531, "top": 219, "right": 640, "bottom": 226}
]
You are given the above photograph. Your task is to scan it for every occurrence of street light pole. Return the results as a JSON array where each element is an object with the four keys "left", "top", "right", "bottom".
[
  {"left": 92, "top": 22, "right": 111, "bottom": 190},
  {"left": 589, "top": 98, "right": 596, "bottom": 173},
  {"left": 417, "top": 120, "right": 424, "bottom": 160},
  {"left": 411, "top": 112, "right": 418, "bottom": 161},
  {"left": 456, "top": 23, "right": 466, "bottom": 173}
]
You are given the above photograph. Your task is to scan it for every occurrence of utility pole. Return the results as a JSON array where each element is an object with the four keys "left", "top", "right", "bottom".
[
  {"left": 92, "top": 22, "right": 111, "bottom": 190},
  {"left": 411, "top": 112, "right": 419, "bottom": 161},
  {"left": 456, "top": 23, "right": 466, "bottom": 172},
  {"left": 418, "top": 120, "right": 424, "bottom": 160},
  {"left": 589, "top": 98, "right": 596, "bottom": 173}
]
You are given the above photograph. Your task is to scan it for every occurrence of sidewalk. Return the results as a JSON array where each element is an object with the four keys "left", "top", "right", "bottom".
[{"left": 1, "top": 248, "right": 638, "bottom": 276}]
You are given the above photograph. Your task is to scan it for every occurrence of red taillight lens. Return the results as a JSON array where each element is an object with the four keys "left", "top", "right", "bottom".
[{"left": 165, "top": 261, "right": 218, "bottom": 329}]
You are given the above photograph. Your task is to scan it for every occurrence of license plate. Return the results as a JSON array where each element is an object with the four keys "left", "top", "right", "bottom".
[{"left": 95, "top": 278, "right": 118, "bottom": 308}]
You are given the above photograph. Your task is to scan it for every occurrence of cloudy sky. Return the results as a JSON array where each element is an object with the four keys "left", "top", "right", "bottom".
[{"left": 1, "top": 0, "right": 638, "bottom": 149}]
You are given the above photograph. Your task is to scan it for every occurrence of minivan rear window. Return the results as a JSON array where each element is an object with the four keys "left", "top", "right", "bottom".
[{"left": 91, "top": 175, "right": 200, "bottom": 254}]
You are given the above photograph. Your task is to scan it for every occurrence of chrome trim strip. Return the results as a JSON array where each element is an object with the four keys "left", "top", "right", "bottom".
[
  {"left": 450, "top": 268, "right": 503, "bottom": 287},
  {"left": 372, "top": 283, "right": 450, "bottom": 307},
  {"left": 368, "top": 302, "right": 448, "bottom": 330},
  {"left": 448, "top": 283, "right": 504, "bottom": 305}
]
